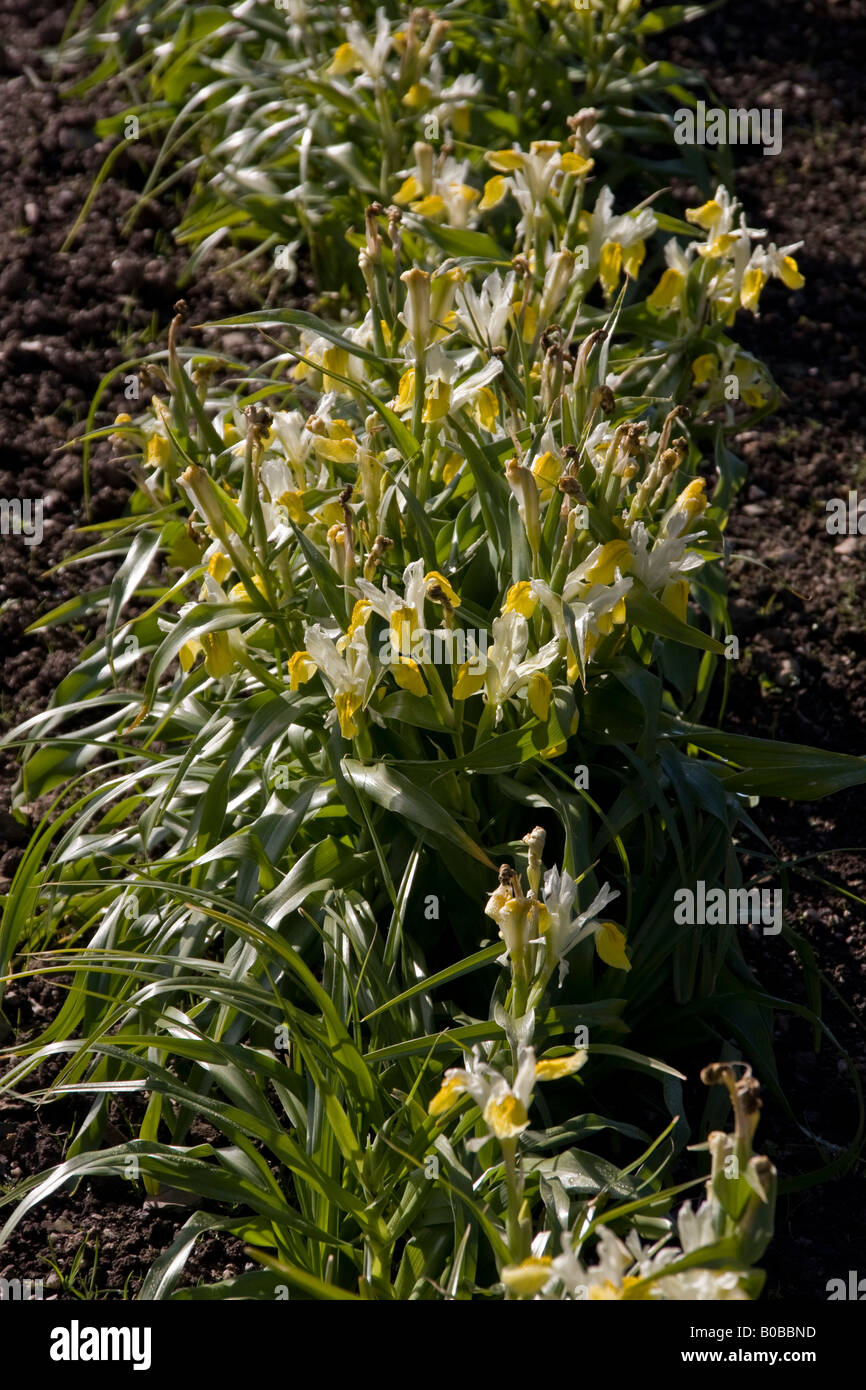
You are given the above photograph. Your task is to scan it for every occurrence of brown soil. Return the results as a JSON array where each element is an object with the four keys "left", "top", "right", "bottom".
[{"left": 0, "top": 0, "right": 266, "bottom": 1297}]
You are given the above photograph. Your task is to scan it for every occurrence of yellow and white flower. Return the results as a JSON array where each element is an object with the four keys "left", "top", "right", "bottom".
[
  {"left": 430, "top": 75, "right": 482, "bottom": 137},
  {"left": 585, "top": 186, "right": 657, "bottom": 298},
  {"left": 453, "top": 608, "right": 559, "bottom": 723},
  {"left": 395, "top": 145, "right": 481, "bottom": 228},
  {"left": 557, "top": 543, "right": 635, "bottom": 680},
  {"left": 355, "top": 558, "right": 461, "bottom": 696},
  {"left": 481, "top": 139, "right": 594, "bottom": 234},
  {"left": 390, "top": 351, "right": 502, "bottom": 428},
  {"left": 455, "top": 268, "right": 518, "bottom": 351},
  {"left": 539, "top": 865, "right": 627, "bottom": 981},
  {"left": 647, "top": 238, "right": 692, "bottom": 314},
  {"left": 428, "top": 1043, "right": 587, "bottom": 1141},
  {"left": 627, "top": 519, "right": 706, "bottom": 620},
  {"left": 329, "top": 10, "right": 393, "bottom": 80},
  {"left": 173, "top": 574, "right": 258, "bottom": 680},
  {"left": 292, "top": 621, "right": 372, "bottom": 739},
  {"left": 427, "top": 1046, "right": 538, "bottom": 1140}
]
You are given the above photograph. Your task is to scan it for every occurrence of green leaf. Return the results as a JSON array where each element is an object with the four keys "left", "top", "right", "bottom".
[
  {"left": 666, "top": 719, "right": 866, "bottom": 799},
  {"left": 342, "top": 759, "right": 495, "bottom": 868},
  {"left": 626, "top": 581, "right": 726, "bottom": 653}
]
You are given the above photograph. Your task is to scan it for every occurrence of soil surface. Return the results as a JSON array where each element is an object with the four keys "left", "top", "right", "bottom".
[
  {"left": 0, "top": 0, "right": 269, "bottom": 1297},
  {"left": 1, "top": 0, "right": 864, "bottom": 1300}
]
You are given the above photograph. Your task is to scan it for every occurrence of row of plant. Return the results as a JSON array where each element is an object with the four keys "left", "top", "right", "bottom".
[{"left": 1, "top": 1, "right": 862, "bottom": 1300}]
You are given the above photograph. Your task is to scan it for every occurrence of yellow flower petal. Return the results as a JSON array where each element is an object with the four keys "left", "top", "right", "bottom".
[
  {"left": 389, "top": 604, "right": 419, "bottom": 656},
  {"left": 700, "top": 232, "right": 738, "bottom": 260},
  {"left": 314, "top": 436, "right": 358, "bottom": 464},
  {"left": 329, "top": 42, "right": 358, "bottom": 76},
  {"left": 393, "top": 367, "right": 416, "bottom": 413},
  {"left": 479, "top": 174, "right": 508, "bottom": 210},
  {"left": 278, "top": 489, "right": 311, "bottom": 523},
  {"left": 582, "top": 539, "right": 632, "bottom": 586},
  {"left": 335, "top": 690, "right": 363, "bottom": 739},
  {"left": 622, "top": 239, "right": 645, "bottom": 279},
  {"left": 527, "top": 670, "right": 552, "bottom": 722},
  {"left": 474, "top": 385, "right": 499, "bottom": 430},
  {"left": 201, "top": 630, "right": 234, "bottom": 679},
  {"left": 740, "top": 267, "right": 766, "bottom": 312},
  {"left": 394, "top": 174, "right": 421, "bottom": 205},
  {"left": 560, "top": 152, "right": 594, "bottom": 176},
  {"left": 648, "top": 267, "right": 684, "bottom": 312},
  {"left": 428, "top": 1074, "right": 466, "bottom": 1116},
  {"left": 402, "top": 81, "right": 432, "bottom": 109},
  {"left": 179, "top": 638, "right": 202, "bottom": 672},
  {"left": 288, "top": 651, "right": 317, "bottom": 690},
  {"left": 594, "top": 921, "right": 631, "bottom": 971},
  {"left": 228, "top": 575, "right": 265, "bottom": 602},
  {"left": 425, "top": 570, "right": 461, "bottom": 607},
  {"left": 599, "top": 240, "right": 622, "bottom": 298},
  {"left": 314, "top": 500, "right": 344, "bottom": 527},
  {"left": 674, "top": 477, "right": 707, "bottom": 523},
  {"left": 662, "top": 578, "right": 689, "bottom": 623},
  {"left": 391, "top": 656, "right": 427, "bottom": 697},
  {"left": 779, "top": 255, "right": 805, "bottom": 290},
  {"left": 504, "top": 580, "right": 537, "bottom": 618},
  {"left": 442, "top": 452, "right": 462, "bottom": 485},
  {"left": 326, "top": 419, "right": 355, "bottom": 439},
  {"left": 686, "top": 198, "right": 723, "bottom": 231},
  {"left": 501, "top": 1257, "right": 553, "bottom": 1297},
  {"left": 535, "top": 1052, "right": 586, "bottom": 1082},
  {"left": 691, "top": 353, "right": 717, "bottom": 385},
  {"left": 483, "top": 1093, "right": 530, "bottom": 1139},
  {"left": 528, "top": 140, "right": 561, "bottom": 158},
  {"left": 453, "top": 662, "right": 486, "bottom": 700},
  {"left": 530, "top": 451, "right": 561, "bottom": 492},
  {"left": 411, "top": 194, "right": 446, "bottom": 218},
  {"left": 347, "top": 599, "right": 372, "bottom": 638},
  {"left": 146, "top": 435, "right": 170, "bottom": 468},
  {"left": 423, "top": 378, "right": 451, "bottom": 423},
  {"left": 207, "top": 551, "right": 232, "bottom": 584},
  {"left": 486, "top": 150, "right": 524, "bottom": 172}
]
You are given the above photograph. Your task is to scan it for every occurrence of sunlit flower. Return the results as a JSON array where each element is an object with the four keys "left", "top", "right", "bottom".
[
  {"left": 455, "top": 268, "right": 517, "bottom": 351},
  {"left": 585, "top": 187, "right": 657, "bottom": 298},
  {"left": 328, "top": 10, "right": 393, "bottom": 80},
  {"left": 627, "top": 520, "right": 706, "bottom": 619},
  {"left": 395, "top": 147, "right": 480, "bottom": 227},
  {"left": 501, "top": 1256, "right": 554, "bottom": 1296},
  {"left": 647, "top": 238, "right": 692, "bottom": 313},
  {"left": 295, "top": 621, "right": 372, "bottom": 738},
  {"left": 174, "top": 574, "right": 259, "bottom": 680},
  {"left": 538, "top": 866, "right": 626, "bottom": 982},
  {"left": 427, "top": 1046, "right": 538, "bottom": 1140},
  {"left": 483, "top": 139, "right": 593, "bottom": 217},
  {"left": 453, "top": 609, "right": 559, "bottom": 723}
]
